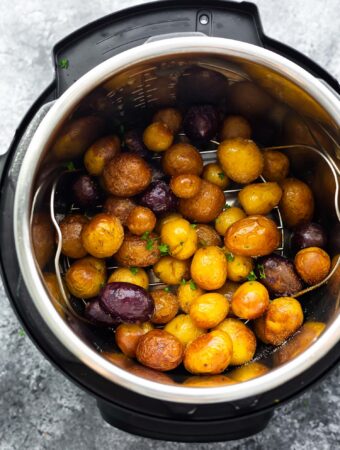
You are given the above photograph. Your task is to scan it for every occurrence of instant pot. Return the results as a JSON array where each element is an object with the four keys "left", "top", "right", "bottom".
[{"left": 0, "top": 0, "right": 339, "bottom": 442}]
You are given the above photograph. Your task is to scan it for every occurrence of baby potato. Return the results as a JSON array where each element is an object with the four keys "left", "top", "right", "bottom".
[
  {"left": 59, "top": 214, "right": 89, "bottom": 259},
  {"left": 177, "top": 281, "right": 205, "bottom": 313},
  {"left": 150, "top": 289, "right": 179, "bottom": 324},
  {"left": 262, "top": 150, "right": 289, "bottom": 182},
  {"left": 155, "top": 212, "right": 183, "bottom": 234},
  {"left": 102, "top": 153, "right": 152, "bottom": 197},
  {"left": 43, "top": 272, "right": 67, "bottom": 318},
  {"left": 231, "top": 281, "right": 269, "bottom": 320},
  {"left": 152, "top": 107, "right": 182, "bottom": 134},
  {"left": 143, "top": 122, "right": 174, "bottom": 152},
  {"left": 217, "top": 138, "right": 264, "bottom": 184},
  {"left": 161, "top": 217, "right": 198, "bottom": 260},
  {"left": 170, "top": 174, "right": 202, "bottom": 199},
  {"left": 165, "top": 314, "right": 205, "bottom": 347},
  {"left": 81, "top": 213, "right": 124, "bottom": 258},
  {"left": 108, "top": 267, "right": 149, "bottom": 290},
  {"left": 191, "top": 246, "right": 227, "bottom": 290},
  {"left": 195, "top": 224, "right": 222, "bottom": 247},
  {"left": 202, "top": 163, "right": 229, "bottom": 189},
  {"left": 215, "top": 207, "right": 246, "bottom": 236},
  {"left": 254, "top": 297, "right": 304, "bottom": 345},
  {"left": 225, "top": 215, "right": 280, "bottom": 257},
  {"left": 179, "top": 180, "right": 225, "bottom": 223},
  {"left": 162, "top": 143, "right": 203, "bottom": 176},
  {"left": 184, "top": 330, "right": 233, "bottom": 375},
  {"left": 183, "top": 375, "right": 235, "bottom": 387},
  {"left": 294, "top": 247, "right": 331, "bottom": 284},
  {"left": 190, "top": 293, "right": 229, "bottom": 328},
  {"left": 227, "top": 254, "right": 254, "bottom": 282},
  {"left": 238, "top": 182, "right": 282, "bottom": 215},
  {"left": 115, "top": 233, "right": 161, "bottom": 267},
  {"left": 65, "top": 256, "right": 106, "bottom": 299},
  {"left": 32, "top": 212, "right": 55, "bottom": 269},
  {"left": 220, "top": 115, "right": 252, "bottom": 140},
  {"left": 153, "top": 256, "right": 190, "bottom": 285},
  {"left": 84, "top": 135, "right": 120, "bottom": 176},
  {"left": 136, "top": 329, "right": 184, "bottom": 371},
  {"left": 229, "top": 362, "right": 269, "bottom": 382},
  {"left": 103, "top": 196, "right": 136, "bottom": 226},
  {"left": 115, "top": 322, "right": 154, "bottom": 358},
  {"left": 214, "top": 318, "right": 256, "bottom": 366},
  {"left": 279, "top": 178, "right": 315, "bottom": 228},
  {"left": 127, "top": 206, "right": 156, "bottom": 236}
]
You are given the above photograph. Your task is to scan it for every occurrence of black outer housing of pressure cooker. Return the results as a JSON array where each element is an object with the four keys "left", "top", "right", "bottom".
[{"left": 0, "top": 0, "right": 339, "bottom": 442}]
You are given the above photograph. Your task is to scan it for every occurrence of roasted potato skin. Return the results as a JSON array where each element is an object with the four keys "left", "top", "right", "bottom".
[
  {"left": 65, "top": 256, "right": 106, "bottom": 299},
  {"left": 177, "top": 282, "right": 205, "bottom": 313},
  {"left": 195, "top": 224, "right": 222, "bottom": 247},
  {"left": 108, "top": 267, "right": 149, "bottom": 290},
  {"left": 115, "top": 233, "right": 161, "bottom": 267},
  {"left": 155, "top": 212, "right": 182, "bottom": 234},
  {"left": 183, "top": 375, "right": 235, "bottom": 387},
  {"left": 153, "top": 256, "right": 190, "bottom": 285},
  {"left": 84, "top": 135, "right": 120, "bottom": 176},
  {"left": 279, "top": 178, "right": 315, "bottom": 228},
  {"left": 227, "top": 254, "right": 254, "bottom": 282},
  {"left": 162, "top": 143, "right": 203, "bottom": 176},
  {"left": 220, "top": 115, "right": 252, "bottom": 140},
  {"left": 229, "top": 362, "right": 269, "bottom": 382},
  {"left": 262, "top": 150, "right": 289, "bottom": 182},
  {"left": 191, "top": 246, "right": 227, "bottom": 290},
  {"left": 115, "top": 322, "right": 153, "bottom": 358},
  {"left": 231, "top": 281, "right": 270, "bottom": 320},
  {"left": 59, "top": 214, "right": 89, "bottom": 259},
  {"left": 103, "top": 196, "right": 136, "bottom": 226},
  {"left": 202, "top": 163, "right": 229, "bottom": 189},
  {"left": 126, "top": 206, "right": 156, "bottom": 236},
  {"left": 152, "top": 107, "right": 182, "bottom": 134},
  {"left": 215, "top": 207, "right": 246, "bottom": 236},
  {"left": 161, "top": 217, "right": 198, "bottom": 260},
  {"left": 238, "top": 182, "right": 282, "bottom": 215},
  {"left": 143, "top": 122, "right": 174, "bottom": 152},
  {"left": 190, "top": 293, "right": 229, "bottom": 328},
  {"left": 165, "top": 314, "right": 205, "bottom": 347},
  {"left": 150, "top": 289, "right": 179, "bottom": 324},
  {"left": 170, "top": 174, "right": 202, "bottom": 199},
  {"left": 294, "top": 247, "right": 331, "bottom": 284},
  {"left": 32, "top": 212, "right": 55, "bottom": 269}
]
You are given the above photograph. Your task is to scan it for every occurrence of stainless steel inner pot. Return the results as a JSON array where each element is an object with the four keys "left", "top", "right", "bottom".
[{"left": 13, "top": 37, "right": 340, "bottom": 404}]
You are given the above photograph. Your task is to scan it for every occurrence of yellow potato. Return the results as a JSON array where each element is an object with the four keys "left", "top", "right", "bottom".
[
  {"left": 202, "top": 163, "right": 229, "bottom": 189},
  {"left": 238, "top": 182, "right": 282, "bottom": 215},
  {"left": 231, "top": 281, "right": 270, "bottom": 320},
  {"left": 262, "top": 150, "right": 289, "bottom": 182},
  {"left": 84, "top": 135, "right": 120, "bottom": 176},
  {"left": 161, "top": 218, "right": 198, "bottom": 260},
  {"left": 220, "top": 115, "right": 252, "bottom": 140},
  {"left": 65, "top": 256, "right": 106, "bottom": 299},
  {"left": 143, "top": 122, "right": 174, "bottom": 152},
  {"left": 229, "top": 362, "right": 269, "bottom": 382},
  {"left": 155, "top": 213, "right": 183, "bottom": 234},
  {"left": 153, "top": 256, "right": 190, "bottom": 285},
  {"left": 191, "top": 246, "right": 227, "bottom": 290},
  {"left": 177, "top": 282, "right": 205, "bottom": 313},
  {"left": 108, "top": 267, "right": 149, "bottom": 290},
  {"left": 215, "top": 207, "right": 246, "bottom": 236},
  {"left": 279, "top": 178, "right": 315, "bottom": 228},
  {"left": 165, "top": 314, "right": 205, "bottom": 347},
  {"left": 227, "top": 254, "right": 254, "bottom": 282},
  {"left": 190, "top": 293, "right": 229, "bottom": 328}
]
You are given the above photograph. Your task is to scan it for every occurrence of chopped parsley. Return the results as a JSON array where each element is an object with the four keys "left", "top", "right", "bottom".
[
  {"left": 141, "top": 231, "right": 150, "bottom": 240},
  {"left": 226, "top": 252, "right": 235, "bottom": 262},
  {"left": 223, "top": 203, "right": 231, "bottom": 210},
  {"left": 189, "top": 280, "right": 197, "bottom": 291},
  {"left": 58, "top": 58, "right": 69, "bottom": 69},
  {"left": 65, "top": 161, "right": 75, "bottom": 171},
  {"left": 130, "top": 267, "right": 139, "bottom": 275},
  {"left": 218, "top": 172, "right": 225, "bottom": 180},
  {"left": 158, "top": 243, "right": 169, "bottom": 256},
  {"left": 181, "top": 279, "right": 187, "bottom": 285},
  {"left": 247, "top": 271, "right": 257, "bottom": 281},
  {"left": 190, "top": 223, "right": 197, "bottom": 229},
  {"left": 257, "top": 264, "right": 266, "bottom": 279},
  {"left": 141, "top": 231, "right": 154, "bottom": 250},
  {"left": 164, "top": 287, "right": 170, "bottom": 293}
]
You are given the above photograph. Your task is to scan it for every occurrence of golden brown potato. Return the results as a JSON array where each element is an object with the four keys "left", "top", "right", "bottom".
[
  {"left": 184, "top": 330, "right": 233, "bottom": 375},
  {"left": 143, "top": 122, "right": 174, "bottom": 152},
  {"left": 227, "top": 81, "right": 273, "bottom": 118},
  {"left": 102, "top": 153, "right": 152, "bottom": 197},
  {"left": 229, "top": 362, "right": 269, "bottom": 382},
  {"left": 152, "top": 107, "right": 182, "bottom": 134},
  {"left": 214, "top": 318, "right": 256, "bottom": 366},
  {"left": 191, "top": 246, "right": 227, "bottom": 290},
  {"left": 108, "top": 267, "right": 149, "bottom": 290},
  {"left": 262, "top": 150, "right": 289, "bottom": 182},
  {"left": 59, "top": 214, "right": 89, "bottom": 259},
  {"left": 162, "top": 143, "right": 203, "bottom": 176},
  {"left": 238, "top": 182, "right": 282, "bottom": 215},
  {"left": 227, "top": 254, "right": 254, "bottom": 282},
  {"left": 136, "top": 329, "right": 184, "bottom": 371},
  {"left": 170, "top": 174, "right": 202, "bottom": 199},
  {"left": 161, "top": 217, "right": 198, "bottom": 260},
  {"left": 126, "top": 206, "right": 156, "bottom": 236},
  {"left": 195, "top": 224, "right": 222, "bottom": 247},
  {"left": 183, "top": 375, "right": 236, "bottom": 387},
  {"left": 215, "top": 207, "right": 246, "bottom": 236},
  {"left": 202, "top": 163, "right": 229, "bottom": 189},
  {"left": 220, "top": 115, "right": 252, "bottom": 140},
  {"left": 81, "top": 213, "right": 124, "bottom": 258},
  {"left": 115, "top": 233, "right": 161, "bottom": 267},
  {"left": 103, "top": 196, "right": 136, "bottom": 226},
  {"left": 150, "top": 289, "right": 179, "bottom": 324},
  {"left": 225, "top": 215, "right": 280, "bottom": 257},
  {"left": 65, "top": 256, "right": 106, "bottom": 299},
  {"left": 254, "top": 297, "right": 304, "bottom": 345},
  {"left": 32, "top": 212, "right": 55, "bottom": 269},
  {"left": 217, "top": 138, "right": 264, "bottom": 184},
  {"left": 115, "top": 322, "right": 154, "bottom": 357},
  {"left": 231, "top": 281, "right": 270, "bottom": 320},
  {"left": 177, "top": 282, "right": 205, "bottom": 313},
  {"left": 84, "top": 135, "right": 120, "bottom": 176},
  {"left": 190, "top": 293, "right": 229, "bottom": 328},
  {"left": 179, "top": 180, "right": 225, "bottom": 223},
  {"left": 165, "top": 314, "right": 205, "bottom": 347},
  {"left": 294, "top": 247, "right": 331, "bottom": 285},
  {"left": 279, "top": 178, "right": 315, "bottom": 228},
  {"left": 153, "top": 256, "right": 190, "bottom": 285},
  {"left": 102, "top": 351, "right": 134, "bottom": 369},
  {"left": 43, "top": 272, "right": 67, "bottom": 318},
  {"left": 155, "top": 212, "right": 183, "bottom": 234}
]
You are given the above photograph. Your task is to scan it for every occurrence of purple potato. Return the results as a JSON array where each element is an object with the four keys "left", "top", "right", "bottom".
[
  {"left": 99, "top": 282, "right": 154, "bottom": 323},
  {"left": 183, "top": 105, "right": 219, "bottom": 142},
  {"left": 290, "top": 222, "right": 327, "bottom": 253},
  {"left": 71, "top": 173, "right": 102, "bottom": 208},
  {"left": 85, "top": 299, "right": 118, "bottom": 326},
  {"left": 139, "top": 180, "right": 177, "bottom": 215},
  {"left": 257, "top": 254, "right": 303, "bottom": 297},
  {"left": 124, "top": 129, "right": 149, "bottom": 158}
]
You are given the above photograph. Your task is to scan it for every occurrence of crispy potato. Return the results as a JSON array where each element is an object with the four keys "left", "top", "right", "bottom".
[
  {"left": 225, "top": 215, "right": 280, "bottom": 257},
  {"left": 108, "top": 267, "right": 149, "bottom": 290},
  {"left": 127, "top": 206, "right": 156, "bottom": 236},
  {"left": 227, "top": 254, "right": 254, "bottom": 282},
  {"left": 115, "top": 322, "right": 154, "bottom": 357},
  {"left": 65, "top": 256, "right": 106, "bottom": 299},
  {"left": 229, "top": 362, "right": 269, "bottom": 382},
  {"left": 179, "top": 180, "right": 225, "bottom": 223},
  {"left": 162, "top": 143, "right": 203, "bottom": 176},
  {"left": 177, "top": 282, "right": 205, "bottom": 313},
  {"left": 155, "top": 212, "right": 183, "bottom": 234},
  {"left": 43, "top": 272, "right": 67, "bottom": 318},
  {"left": 103, "top": 196, "right": 136, "bottom": 226},
  {"left": 262, "top": 150, "right": 289, "bottom": 182},
  {"left": 279, "top": 178, "right": 315, "bottom": 228},
  {"left": 115, "top": 233, "right": 161, "bottom": 267},
  {"left": 238, "top": 182, "right": 282, "bottom": 215},
  {"left": 190, "top": 293, "right": 229, "bottom": 328},
  {"left": 153, "top": 256, "right": 190, "bottom": 285},
  {"left": 152, "top": 107, "right": 182, "bottom": 134},
  {"left": 102, "top": 153, "right": 152, "bottom": 197},
  {"left": 184, "top": 330, "right": 233, "bottom": 375},
  {"left": 170, "top": 174, "right": 202, "bottom": 199},
  {"left": 231, "top": 281, "right": 269, "bottom": 320},
  {"left": 220, "top": 115, "right": 252, "bottom": 140},
  {"left": 136, "top": 329, "right": 183, "bottom": 371},
  {"left": 202, "top": 163, "right": 229, "bottom": 189},
  {"left": 191, "top": 246, "right": 227, "bottom": 290},
  {"left": 165, "top": 314, "right": 205, "bottom": 347},
  {"left": 183, "top": 375, "right": 235, "bottom": 387},
  {"left": 195, "top": 224, "right": 222, "bottom": 247},
  {"left": 59, "top": 214, "right": 89, "bottom": 259},
  {"left": 150, "top": 289, "right": 179, "bottom": 324},
  {"left": 32, "top": 212, "right": 55, "bottom": 269},
  {"left": 215, "top": 207, "right": 246, "bottom": 236},
  {"left": 143, "top": 122, "right": 174, "bottom": 152},
  {"left": 161, "top": 217, "right": 198, "bottom": 260},
  {"left": 294, "top": 247, "right": 331, "bottom": 285},
  {"left": 84, "top": 135, "right": 120, "bottom": 176}
]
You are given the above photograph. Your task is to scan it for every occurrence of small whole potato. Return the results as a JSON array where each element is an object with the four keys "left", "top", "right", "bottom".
[
  {"left": 153, "top": 256, "right": 190, "bottom": 285},
  {"left": 225, "top": 215, "right": 280, "bottom": 257},
  {"left": 115, "top": 233, "right": 161, "bottom": 267},
  {"left": 184, "top": 330, "right": 233, "bottom": 375},
  {"left": 139, "top": 180, "right": 178, "bottom": 215},
  {"left": 290, "top": 222, "right": 327, "bottom": 253},
  {"left": 102, "top": 153, "right": 152, "bottom": 197},
  {"left": 43, "top": 272, "right": 67, "bottom": 318},
  {"left": 161, "top": 217, "right": 198, "bottom": 260},
  {"left": 254, "top": 297, "right": 304, "bottom": 345},
  {"left": 162, "top": 143, "right": 203, "bottom": 176},
  {"left": 103, "top": 196, "right": 136, "bottom": 226},
  {"left": 229, "top": 362, "right": 269, "bottom": 382},
  {"left": 155, "top": 212, "right": 183, "bottom": 234},
  {"left": 220, "top": 115, "right": 252, "bottom": 140},
  {"left": 150, "top": 289, "right": 179, "bottom": 324},
  {"left": 179, "top": 180, "right": 225, "bottom": 223},
  {"left": 192, "top": 225, "right": 220, "bottom": 249},
  {"left": 81, "top": 213, "right": 124, "bottom": 258},
  {"left": 214, "top": 318, "right": 256, "bottom": 366},
  {"left": 183, "top": 375, "right": 235, "bottom": 387},
  {"left": 202, "top": 163, "right": 229, "bottom": 189},
  {"left": 84, "top": 135, "right": 120, "bottom": 176},
  {"left": 238, "top": 182, "right": 282, "bottom": 215},
  {"left": 177, "top": 281, "right": 205, "bottom": 313},
  {"left": 294, "top": 247, "right": 331, "bottom": 284},
  {"left": 227, "top": 254, "right": 254, "bottom": 282},
  {"left": 215, "top": 207, "right": 246, "bottom": 236},
  {"left": 170, "top": 174, "right": 202, "bottom": 199},
  {"left": 136, "top": 329, "right": 184, "bottom": 371},
  {"left": 262, "top": 150, "right": 289, "bottom": 182},
  {"left": 108, "top": 267, "right": 149, "bottom": 290},
  {"left": 115, "top": 322, "right": 154, "bottom": 357},
  {"left": 32, "top": 212, "right": 55, "bottom": 269},
  {"left": 65, "top": 256, "right": 106, "bottom": 299},
  {"left": 127, "top": 206, "right": 157, "bottom": 236},
  {"left": 190, "top": 293, "right": 229, "bottom": 328},
  {"left": 231, "top": 281, "right": 269, "bottom": 320},
  {"left": 152, "top": 107, "right": 182, "bottom": 134},
  {"left": 165, "top": 314, "right": 205, "bottom": 347},
  {"left": 191, "top": 246, "right": 227, "bottom": 290},
  {"left": 279, "top": 178, "right": 315, "bottom": 228},
  {"left": 217, "top": 138, "right": 264, "bottom": 184},
  {"left": 59, "top": 214, "right": 89, "bottom": 259},
  {"left": 143, "top": 122, "right": 174, "bottom": 152}
]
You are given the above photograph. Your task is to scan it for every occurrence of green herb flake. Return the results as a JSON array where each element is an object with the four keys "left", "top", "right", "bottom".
[
  {"left": 130, "top": 267, "right": 139, "bottom": 275},
  {"left": 181, "top": 279, "right": 187, "bottom": 286},
  {"left": 158, "top": 243, "right": 169, "bottom": 256},
  {"left": 141, "top": 231, "right": 150, "bottom": 241},
  {"left": 164, "top": 287, "right": 170, "bottom": 293},
  {"left": 257, "top": 264, "right": 266, "bottom": 279},
  {"left": 66, "top": 161, "right": 75, "bottom": 171},
  {"left": 145, "top": 238, "right": 154, "bottom": 251},
  {"left": 226, "top": 252, "right": 235, "bottom": 262},
  {"left": 218, "top": 172, "right": 225, "bottom": 180},
  {"left": 247, "top": 271, "right": 257, "bottom": 281},
  {"left": 18, "top": 328, "right": 25, "bottom": 337},
  {"left": 223, "top": 203, "right": 231, "bottom": 210},
  {"left": 58, "top": 58, "right": 69, "bottom": 69},
  {"left": 190, "top": 223, "right": 197, "bottom": 229},
  {"left": 189, "top": 280, "right": 197, "bottom": 291}
]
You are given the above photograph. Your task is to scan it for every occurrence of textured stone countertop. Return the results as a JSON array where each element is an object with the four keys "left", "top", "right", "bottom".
[{"left": 0, "top": 1, "right": 339, "bottom": 449}]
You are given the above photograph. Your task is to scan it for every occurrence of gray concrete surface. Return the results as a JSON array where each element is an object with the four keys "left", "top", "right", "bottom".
[{"left": 0, "top": 0, "right": 339, "bottom": 449}]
